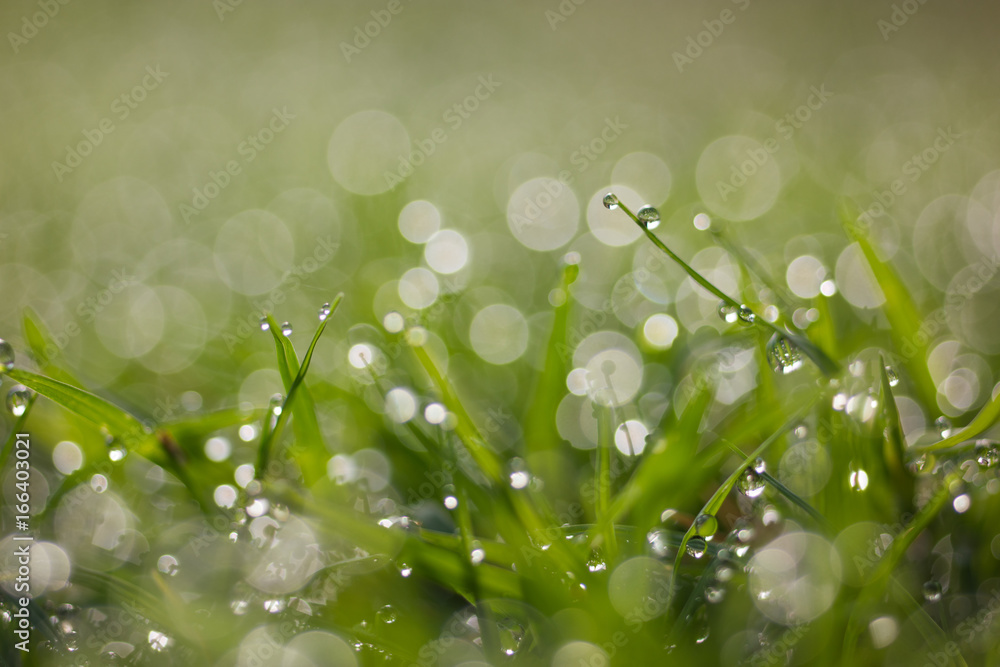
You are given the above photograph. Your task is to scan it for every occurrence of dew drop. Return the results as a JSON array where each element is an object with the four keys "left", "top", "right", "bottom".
[
  {"left": 318, "top": 303, "right": 332, "bottom": 321},
  {"left": 470, "top": 543, "right": 486, "bottom": 566},
  {"left": 602, "top": 193, "right": 619, "bottom": 210},
  {"left": 923, "top": 581, "right": 942, "bottom": 602},
  {"left": 90, "top": 474, "right": 108, "bottom": 493},
  {"left": 737, "top": 305, "right": 755, "bottom": 325},
  {"left": 636, "top": 205, "right": 661, "bottom": 230},
  {"left": 766, "top": 334, "right": 804, "bottom": 375},
  {"left": 934, "top": 416, "right": 952, "bottom": 437},
  {"left": 280, "top": 322, "right": 293, "bottom": 337},
  {"left": 693, "top": 513, "right": 718, "bottom": 538},
  {"left": 976, "top": 440, "right": 1000, "bottom": 468},
  {"left": 737, "top": 468, "right": 766, "bottom": 498},
  {"left": 6, "top": 386, "right": 31, "bottom": 416},
  {"left": 705, "top": 586, "right": 725, "bottom": 603},
  {"left": 848, "top": 466, "right": 869, "bottom": 492},
  {"left": 885, "top": 366, "right": 899, "bottom": 387},
  {"left": 398, "top": 562, "right": 412, "bottom": 578},
  {"left": 686, "top": 537, "right": 707, "bottom": 559},
  {"left": 264, "top": 598, "right": 287, "bottom": 614},
  {"left": 148, "top": 630, "right": 171, "bottom": 652},
  {"left": 376, "top": 605, "right": 397, "bottom": 624},
  {"left": 497, "top": 618, "right": 525, "bottom": 657},
  {"left": 269, "top": 393, "right": 284, "bottom": 416},
  {"left": 509, "top": 470, "right": 530, "bottom": 489},
  {"left": 0, "top": 339, "right": 14, "bottom": 372},
  {"left": 405, "top": 326, "right": 428, "bottom": 347},
  {"left": 753, "top": 457, "right": 767, "bottom": 473},
  {"left": 910, "top": 453, "right": 934, "bottom": 474},
  {"left": 157, "top": 554, "right": 179, "bottom": 577},
  {"left": 259, "top": 317, "right": 269, "bottom": 331},
  {"left": 443, "top": 495, "right": 458, "bottom": 510},
  {"left": 718, "top": 302, "right": 739, "bottom": 324},
  {"left": 587, "top": 550, "right": 607, "bottom": 572},
  {"left": 108, "top": 444, "right": 127, "bottom": 462}
]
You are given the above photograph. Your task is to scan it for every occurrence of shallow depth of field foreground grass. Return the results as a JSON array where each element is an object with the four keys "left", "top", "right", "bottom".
[{"left": 4, "top": 193, "right": 1000, "bottom": 666}]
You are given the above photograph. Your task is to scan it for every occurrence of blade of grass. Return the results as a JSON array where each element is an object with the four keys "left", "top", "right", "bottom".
[
  {"left": 7, "top": 369, "right": 155, "bottom": 454},
  {"left": 595, "top": 403, "right": 618, "bottom": 561},
  {"left": 522, "top": 261, "right": 578, "bottom": 455},
  {"left": 667, "top": 397, "right": 817, "bottom": 612},
  {"left": 842, "top": 469, "right": 964, "bottom": 663},
  {"left": 911, "top": 387, "right": 1000, "bottom": 453},
  {"left": 258, "top": 296, "right": 341, "bottom": 485},
  {"left": 613, "top": 198, "right": 839, "bottom": 376},
  {"left": 838, "top": 199, "right": 937, "bottom": 407}
]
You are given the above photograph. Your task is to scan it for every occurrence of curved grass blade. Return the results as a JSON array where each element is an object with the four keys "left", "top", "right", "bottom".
[
  {"left": 612, "top": 198, "right": 839, "bottom": 376},
  {"left": 911, "top": 387, "right": 1000, "bottom": 454},
  {"left": 838, "top": 198, "right": 937, "bottom": 406},
  {"left": 667, "top": 397, "right": 816, "bottom": 612},
  {"left": 7, "top": 369, "right": 155, "bottom": 454}
]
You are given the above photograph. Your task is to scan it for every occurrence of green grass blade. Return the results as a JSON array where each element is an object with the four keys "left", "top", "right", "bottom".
[
  {"left": 7, "top": 369, "right": 154, "bottom": 452},
  {"left": 668, "top": 397, "right": 817, "bottom": 612},
  {"left": 912, "top": 387, "right": 1000, "bottom": 453},
  {"left": 521, "top": 261, "right": 578, "bottom": 454},
  {"left": 614, "top": 199, "right": 839, "bottom": 376},
  {"left": 842, "top": 470, "right": 963, "bottom": 662},
  {"left": 838, "top": 199, "right": 937, "bottom": 406},
  {"left": 410, "top": 343, "right": 503, "bottom": 483},
  {"left": 258, "top": 296, "right": 341, "bottom": 485}
]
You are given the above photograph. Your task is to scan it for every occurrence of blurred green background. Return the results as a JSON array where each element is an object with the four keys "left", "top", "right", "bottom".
[{"left": 2, "top": 0, "right": 999, "bottom": 412}]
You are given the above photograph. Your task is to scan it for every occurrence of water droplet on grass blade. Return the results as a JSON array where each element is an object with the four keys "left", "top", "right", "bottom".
[
  {"left": 849, "top": 466, "right": 869, "bottom": 491},
  {"left": 0, "top": 339, "right": 13, "bottom": 372},
  {"left": 737, "top": 468, "right": 766, "bottom": 498},
  {"left": 6, "top": 386, "right": 30, "bottom": 416},
  {"left": 686, "top": 537, "right": 707, "bottom": 559},
  {"left": 766, "top": 334, "right": 804, "bottom": 375},
  {"left": 934, "top": 416, "right": 952, "bottom": 437},
  {"left": 718, "top": 302, "right": 739, "bottom": 324},
  {"left": 693, "top": 513, "right": 718, "bottom": 538},
  {"left": 405, "top": 326, "right": 428, "bottom": 347},
  {"left": 737, "top": 305, "right": 755, "bottom": 325},
  {"left": 636, "top": 205, "right": 661, "bottom": 230},
  {"left": 976, "top": 440, "right": 1000, "bottom": 468},
  {"left": 602, "top": 193, "right": 619, "bottom": 210},
  {"left": 753, "top": 457, "right": 767, "bottom": 473},
  {"left": 318, "top": 302, "right": 332, "bottom": 321},
  {"left": 259, "top": 317, "right": 269, "bottom": 331},
  {"left": 923, "top": 581, "right": 942, "bottom": 602},
  {"left": 885, "top": 365, "right": 899, "bottom": 387},
  {"left": 706, "top": 586, "right": 725, "bottom": 603},
  {"left": 497, "top": 618, "right": 525, "bottom": 657},
  {"left": 280, "top": 322, "right": 293, "bottom": 336},
  {"left": 376, "top": 605, "right": 397, "bottom": 624},
  {"left": 470, "top": 543, "right": 486, "bottom": 566},
  {"left": 157, "top": 554, "right": 179, "bottom": 576}
]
